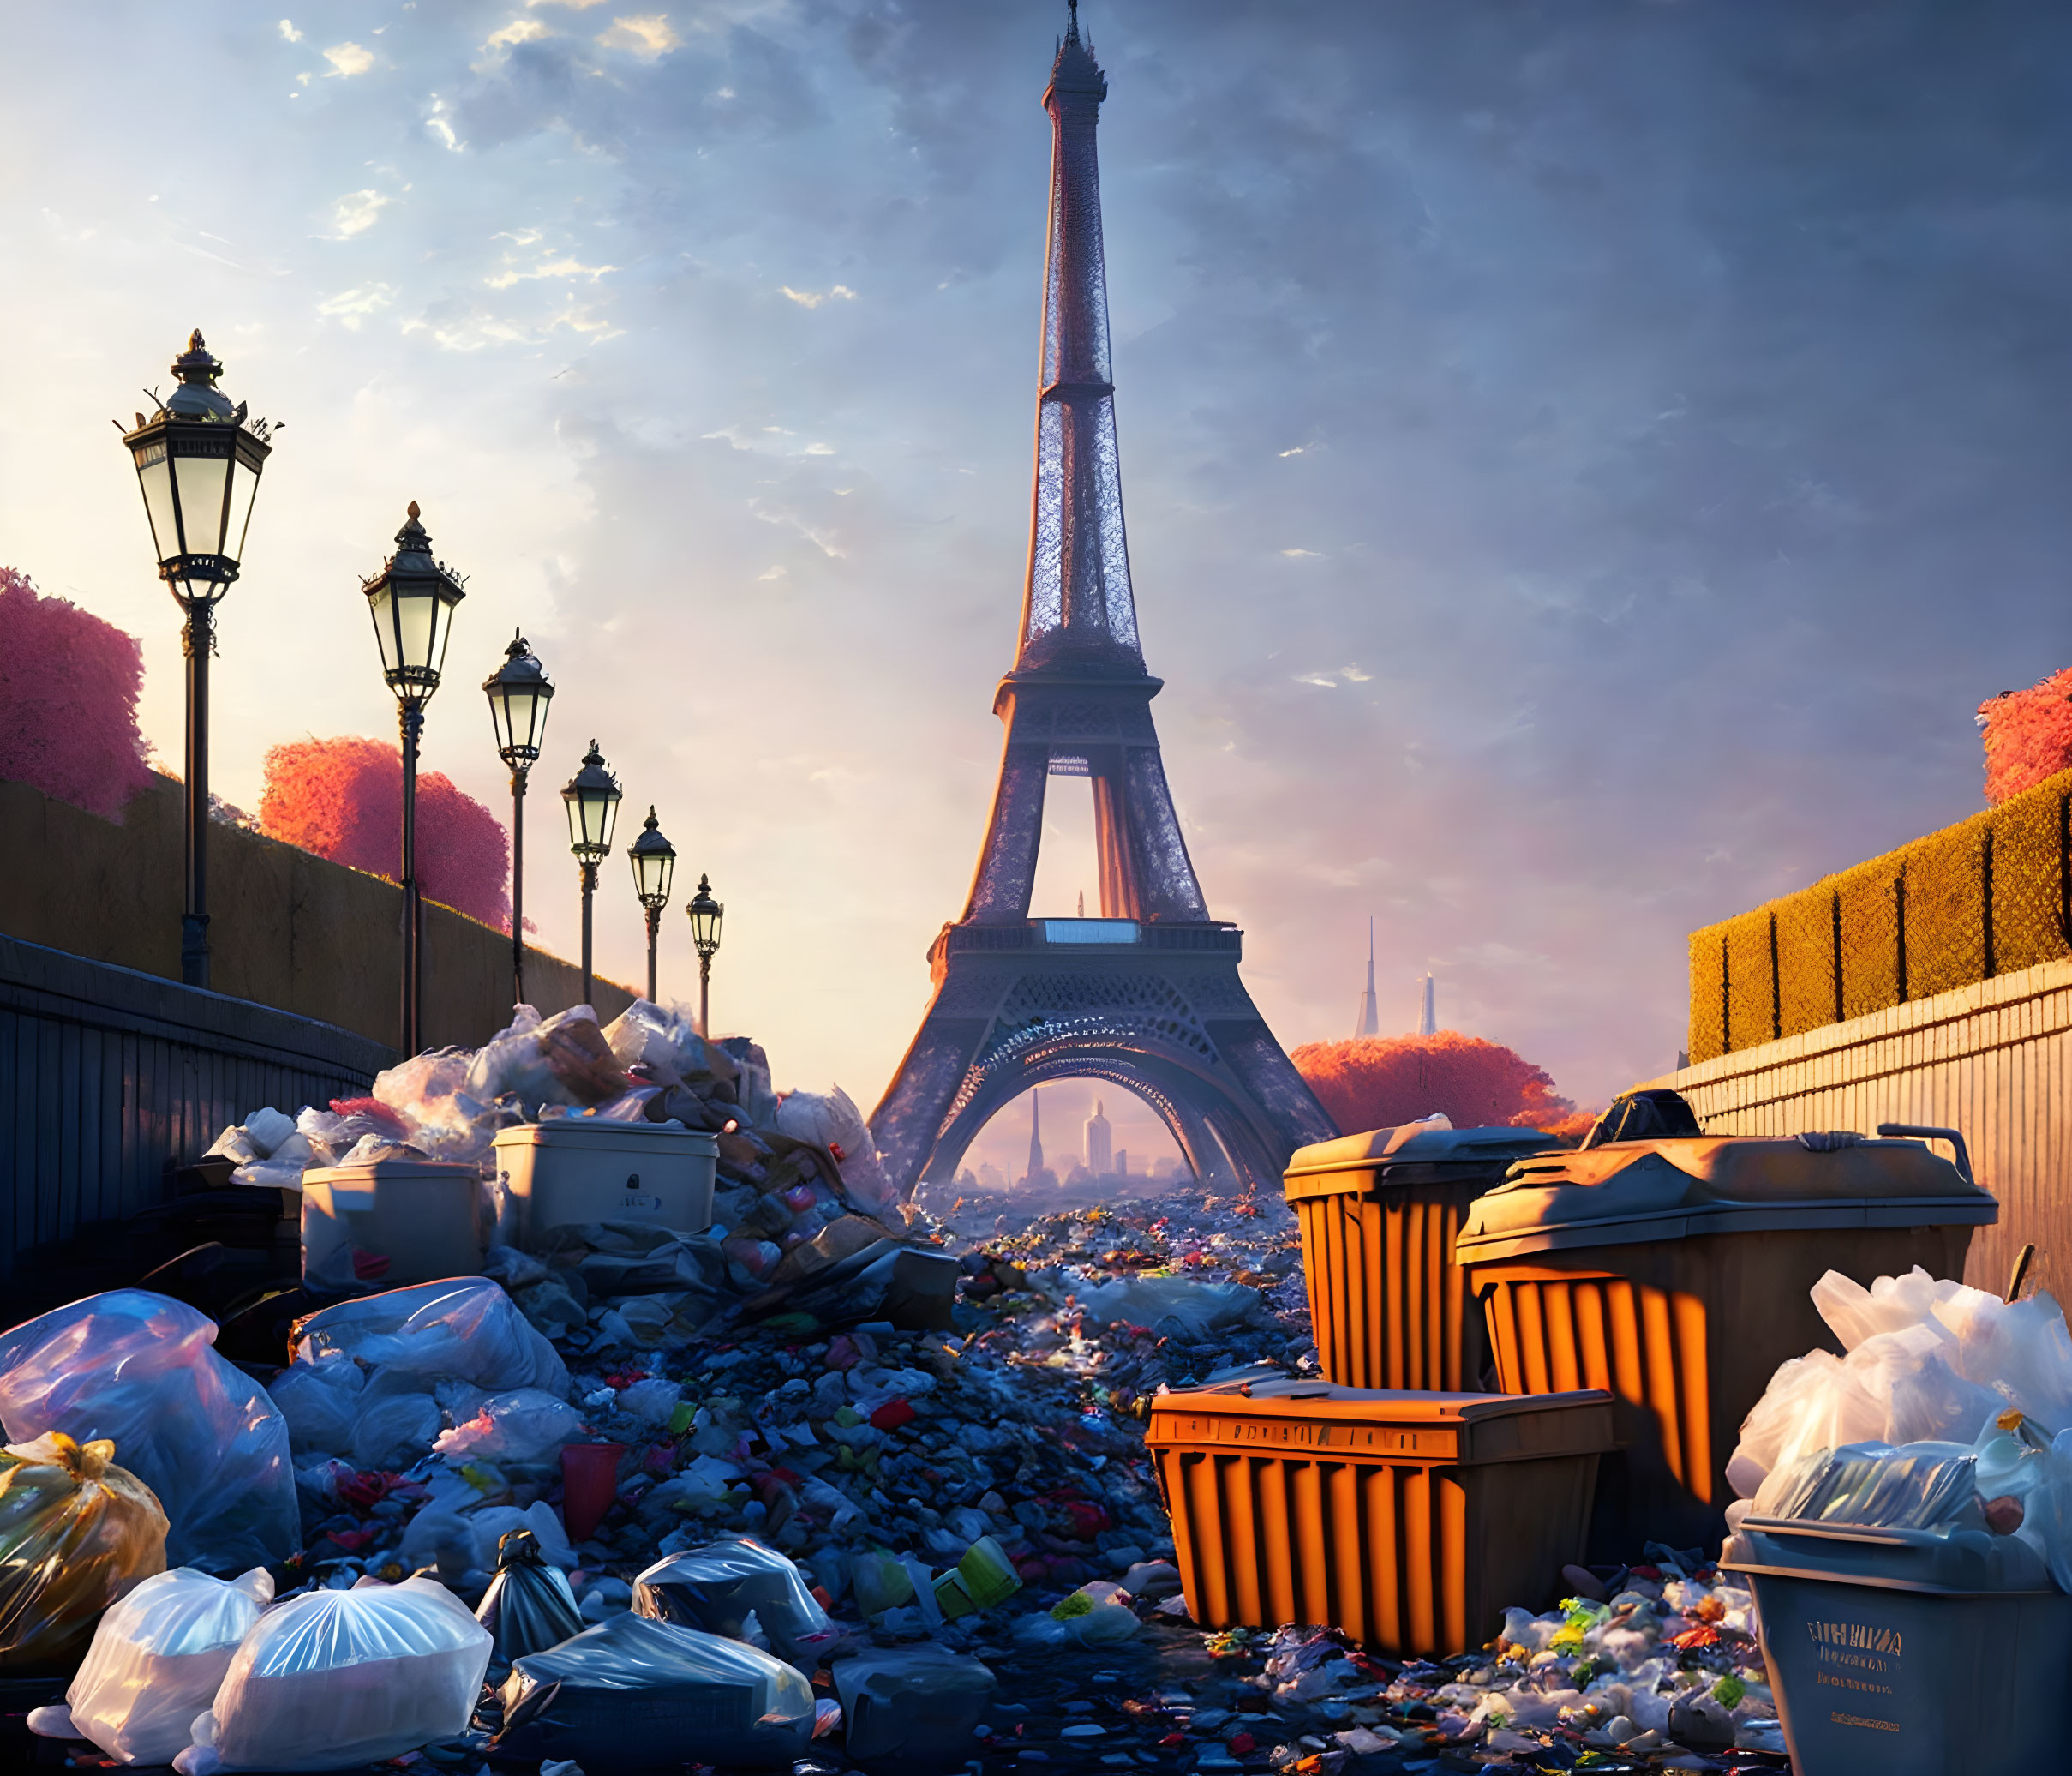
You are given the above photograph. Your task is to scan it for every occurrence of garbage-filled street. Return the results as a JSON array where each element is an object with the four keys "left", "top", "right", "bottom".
[{"left": 9, "top": 997, "right": 2071, "bottom": 1774}]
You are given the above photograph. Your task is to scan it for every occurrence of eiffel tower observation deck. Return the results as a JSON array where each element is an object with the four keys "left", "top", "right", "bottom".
[{"left": 870, "top": 3, "right": 1336, "bottom": 1197}]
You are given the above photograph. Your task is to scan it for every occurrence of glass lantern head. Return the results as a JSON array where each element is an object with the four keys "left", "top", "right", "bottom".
[
  {"left": 562, "top": 740, "right": 623, "bottom": 861},
  {"left": 362, "top": 502, "right": 466, "bottom": 711},
  {"left": 483, "top": 630, "right": 554, "bottom": 771},
  {"left": 686, "top": 873, "right": 724, "bottom": 958},
  {"left": 629, "top": 806, "right": 677, "bottom": 909},
  {"left": 123, "top": 331, "right": 274, "bottom": 608}
]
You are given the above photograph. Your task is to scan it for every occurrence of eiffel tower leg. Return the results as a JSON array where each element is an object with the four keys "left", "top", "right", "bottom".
[
  {"left": 872, "top": 1011, "right": 990, "bottom": 1197},
  {"left": 963, "top": 743, "right": 1050, "bottom": 923}
]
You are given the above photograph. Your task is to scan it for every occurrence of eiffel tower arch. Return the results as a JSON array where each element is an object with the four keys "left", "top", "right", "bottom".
[{"left": 871, "top": 5, "right": 1337, "bottom": 1197}]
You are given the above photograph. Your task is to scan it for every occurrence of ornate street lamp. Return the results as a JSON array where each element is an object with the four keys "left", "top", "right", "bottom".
[
  {"left": 482, "top": 633, "right": 554, "bottom": 1010},
  {"left": 628, "top": 807, "right": 677, "bottom": 1005},
  {"left": 119, "top": 331, "right": 277, "bottom": 988},
  {"left": 561, "top": 741, "right": 623, "bottom": 1009},
  {"left": 686, "top": 873, "right": 723, "bottom": 1039},
  {"left": 361, "top": 501, "right": 467, "bottom": 1054}
]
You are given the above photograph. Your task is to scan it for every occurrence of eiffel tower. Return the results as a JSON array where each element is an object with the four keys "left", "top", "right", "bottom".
[{"left": 871, "top": 3, "right": 1336, "bottom": 1197}]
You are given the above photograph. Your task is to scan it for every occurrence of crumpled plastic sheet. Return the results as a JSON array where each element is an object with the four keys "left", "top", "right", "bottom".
[{"left": 290, "top": 1277, "right": 568, "bottom": 1397}]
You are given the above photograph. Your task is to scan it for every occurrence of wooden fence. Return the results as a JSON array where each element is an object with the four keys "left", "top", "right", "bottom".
[
  {"left": 1647, "top": 951, "right": 2072, "bottom": 1306},
  {"left": 0, "top": 933, "right": 390, "bottom": 1279}
]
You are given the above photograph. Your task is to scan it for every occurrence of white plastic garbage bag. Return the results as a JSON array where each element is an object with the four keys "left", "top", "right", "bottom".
[
  {"left": 774, "top": 1087, "right": 899, "bottom": 1217},
  {"left": 348, "top": 1393, "right": 443, "bottom": 1471},
  {"left": 290, "top": 1277, "right": 568, "bottom": 1395},
  {"left": 177, "top": 1576, "right": 491, "bottom": 1773},
  {"left": 63, "top": 1567, "right": 272, "bottom": 1766},
  {"left": 497, "top": 1611, "right": 815, "bottom": 1770},
  {"left": 433, "top": 1389, "right": 588, "bottom": 1464},
  {"left": 1730, "top": 1270, "right": 2072, "bottom": 1504},
  {"left": 0, "top": 1292, "right": 298, "bottom": 1573}
]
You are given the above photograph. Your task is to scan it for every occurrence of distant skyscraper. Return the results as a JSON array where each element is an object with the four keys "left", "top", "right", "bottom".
[
  {"left": 1085, "top": 1098, "right": 1113, "bottom": 1174},
  {"left": 1024, "top": 1087, "right": 1045, "bottom": 1185},
  {"left": 1355, "top": 917, "right": 1380, "bottom": 1038},
  {"left": 1417, "top": 974, "right": 1437, "bottom": 1036},
  {"left": 1117, "top": 1149, "right": 1129, "bottom": 1177}
]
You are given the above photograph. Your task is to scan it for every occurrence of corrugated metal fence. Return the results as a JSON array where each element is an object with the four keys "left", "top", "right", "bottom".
[
  {"left": 0, "top": 934, "right": 391, "bottom": 1279},
  {"left": 1645, "top": 951, "right": 2072, "bottom": 1307}
]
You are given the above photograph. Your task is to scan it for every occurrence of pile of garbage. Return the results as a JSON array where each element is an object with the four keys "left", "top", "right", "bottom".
[
  {"left": 1727, "top": 1266, "right": 2072, "bottom": 1570},
  {"left": 0, "top": 1003, "right": 1807, "bottom": 1773}
]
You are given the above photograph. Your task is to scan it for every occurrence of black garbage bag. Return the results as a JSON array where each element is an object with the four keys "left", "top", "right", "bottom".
[
  {"left": 632, "top": 1535, "right": 837, "bottom": 1668},
  {"left": 493, "top": 1611, "right": 814, "bottom": 1771},
  {"left": 475, "top": 1528, "right": 583, "bottom": 1667}
]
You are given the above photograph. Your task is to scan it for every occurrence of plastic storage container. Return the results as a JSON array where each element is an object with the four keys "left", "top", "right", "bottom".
[
  {"left": 301, "top": 1161, "right": 484, "bottom": 1286},
  {"left": 1454, "top": 1130, "right": 1997, "bottom": 1556},
  {"left": 1722, "top": 1514, "right": 2072, "bottom": 1774},
  {"left": 1285, "top": 1124, "right": 1555, "bottom": 1393},
  {"left": 1145, "top": 1377, "right": 1614, "bottom": 1656},
  {"left": 491, "top": 1121, "right": 719, "bottom": 1247}
]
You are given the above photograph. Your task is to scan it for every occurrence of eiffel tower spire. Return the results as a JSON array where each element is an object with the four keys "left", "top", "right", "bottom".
[{"left": 1021, "top": 0, "right": 1138, "bottom": 677}]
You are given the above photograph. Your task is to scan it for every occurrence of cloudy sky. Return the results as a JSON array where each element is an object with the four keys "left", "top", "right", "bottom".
[{"left": 3, "top": 0, "right": 2065, "bottom": 1175}]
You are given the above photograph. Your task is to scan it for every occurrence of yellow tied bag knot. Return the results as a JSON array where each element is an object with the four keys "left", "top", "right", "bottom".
[{"left": 0, "top": 1431, "right": 169, "bottom": 1668}]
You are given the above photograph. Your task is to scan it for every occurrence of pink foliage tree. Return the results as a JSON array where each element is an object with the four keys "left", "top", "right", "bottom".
[
  {"left": 259, "top": 735, "right": 512, "bottom": 930},
  {"left": 1979, "top": 669, "right": 2072, "bottom": 806},
  {"left": 0, "top": 567, "right": 154, "bottom": 819}
]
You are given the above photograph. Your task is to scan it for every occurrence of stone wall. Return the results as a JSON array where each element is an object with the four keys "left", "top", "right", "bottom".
[{"left": 0, "top": 775, "right": 634, "bottom": 1054}]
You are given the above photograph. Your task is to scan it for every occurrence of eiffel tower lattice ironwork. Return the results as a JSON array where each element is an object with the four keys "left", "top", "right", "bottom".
[{"left": 870, "top": 5, "right": 1337, "bottom": 1197}]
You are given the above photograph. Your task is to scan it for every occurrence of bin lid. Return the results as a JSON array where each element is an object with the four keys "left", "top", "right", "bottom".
[
  {"left": 1453, "top": 1134, "right": 1996, "bottom": 1263},
  {"left": 303, "top": 1160, "right": 481, "bottom": 1185},
  {"left": 1145, "top": 1377, "right": 1615, "bottom": 1467},
  {"left": 493, "top": 1120, "right": 721, "bottom": 1155},
  {"left": 1722, "top": 1515, "right": 2051, "bottom": 1595},
  {"left": 1284, "top": 1124, "right": 1555, "bottom": 1200}
]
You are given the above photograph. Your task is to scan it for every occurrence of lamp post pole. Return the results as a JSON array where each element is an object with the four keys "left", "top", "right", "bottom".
[
  {"left": 629, "top": 807, "right": 677, "bottom": 1005},
  {"left": 181, "top": 603, "right": 213, "bottom": 985},
  {"left": 562, "top": 741, "right": 623, "bottom": 1010},
  {"left": 483, "top": 633, "right": 554, "bottom": 1010},
  {"left": 361, "top": 501, "right": 467, "bottom": 1055},
  {"left": 686, "top": 873, "right": 723, "bottom": 1039},
  {"left": 119, "top": 331, "right": 275, "bottom": 990}
]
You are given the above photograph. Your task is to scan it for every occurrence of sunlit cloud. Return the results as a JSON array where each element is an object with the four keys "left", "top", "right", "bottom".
[
  {"left": 322, "top": 189, "right": 391, "bottom": 239},
  {"left": 1279, "top": 446, "right": 1306, "bottom": 457},
  {"left": 484, "top": 18, "right": 551, "bottom": 49},
  {"left": 322, "top": 41, "right": 374, "bottom": 76},
  {"left": 277, "top": 19, "right": 303, "bottom": 41},
  {"left": 1280, "top": 547, "right": 1321, "bottom": 558},
  {"left": 779, "top": 285, "right": 856, "bottom": 309},
  {"left": 315, "top": 285, "right": 397, "bottom": 328},
  {"left": 425, "top": 97, "right": 462, "bottom": 152},
  {"left": 596, "top": 14, "right": 678, "bottom": 56},
  {"left": 485, "top": 255, "right": 615, "bottom": 291}
]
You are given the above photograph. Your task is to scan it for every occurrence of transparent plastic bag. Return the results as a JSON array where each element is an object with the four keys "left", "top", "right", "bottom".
[
  {"left": 64, "top": 1567, "right": 272, "bottom": 1765},
  {"left": 476, "top": 1528, "right": 584, "bottom": 1667},
  {"left": 290, "top": 1277, "right": 568, "bottom": 1395},
  {"left": 1762, "top": 1441, "right": 1981, "bottom": 1531},
  {"left": 265, "top": 1361, "right": 362, "bottom": 1459},
  {"left": 632, "top": 1535, "right": 837, "bottom": 1668},
  {"left": 179, "top": 1575, "right": 491, "bottom": 1773},
  {"left": 0, "top": 1433, "right": 168, "bottom": 1666},
  {"left": 347, "top": 1393, "right": 442, "bottom": 1472},
  {"left": 433, "top": 1388, "right": 587, "bottom": 1465},
  {"left": 497, "top": 1611, "right": 815, "bottom": 1770},
  {"left": 0, "top": 1292, "right": 297, "bottom": 1573}
]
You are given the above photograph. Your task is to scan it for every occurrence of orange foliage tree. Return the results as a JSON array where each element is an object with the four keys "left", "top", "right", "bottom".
[
  {"left": 1979, "top": 669, "right": 2072, "bottom": 806},
  {"left": 259, "top": 735, "right": 510, "bottom": 930},
  {"left": 0, "top": 567, "right": 154, "bottom": 819},
  {"left": 1291, "top": 1032, "right": 1595, "bottom": 1141}
]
